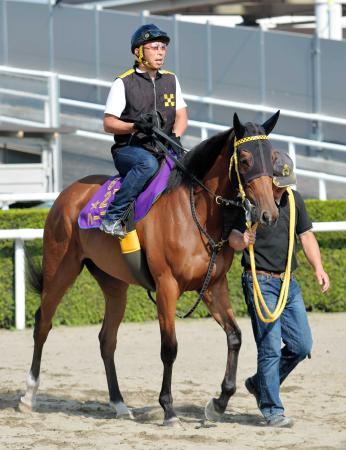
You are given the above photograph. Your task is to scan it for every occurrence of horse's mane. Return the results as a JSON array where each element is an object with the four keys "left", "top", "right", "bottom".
[{"left": 166, "top": 128, "right": 233, "bottom": 191}]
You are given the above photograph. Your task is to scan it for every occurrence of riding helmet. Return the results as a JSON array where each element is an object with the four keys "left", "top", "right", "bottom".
[{"left": 131, "top": 24, "right": 170, "bottom": 53}]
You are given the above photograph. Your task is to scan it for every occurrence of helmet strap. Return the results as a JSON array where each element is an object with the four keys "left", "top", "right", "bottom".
[{"left": 134, "top": 45, "right": 158, "bottom": 71}]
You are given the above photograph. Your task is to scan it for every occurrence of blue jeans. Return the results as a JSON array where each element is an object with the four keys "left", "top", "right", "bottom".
[
  {"left": 105, "top": 145, "right": 159, "bottom": 221},
  {"left": 242, "top": 272, "right": 312, "bottom": 420}
]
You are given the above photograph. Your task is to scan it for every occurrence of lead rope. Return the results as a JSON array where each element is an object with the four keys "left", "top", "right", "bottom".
[
  {"left": 232, "top": 135, "right": 295, "bottom": 323},
  {"left": 250, "top": 187, "right": 295, "bottom": 322}
]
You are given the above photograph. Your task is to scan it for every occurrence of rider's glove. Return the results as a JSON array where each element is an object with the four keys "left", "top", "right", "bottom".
[
  {"left": 133, "top": 115, "right": 154, "bottom": 136},
  {"left": 169, "top": 133, "right": 185, "bottom": 159}
]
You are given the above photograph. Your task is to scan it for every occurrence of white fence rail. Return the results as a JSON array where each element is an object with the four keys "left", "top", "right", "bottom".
[
  {"left": 0, "top": 192, "right": 59, "bottom": 210},
  {"left": 1, "top": 65, "right": 346, "bottom": 199},
  {"left": 0, "top": 222, "right": 345, "bottom": 330}
]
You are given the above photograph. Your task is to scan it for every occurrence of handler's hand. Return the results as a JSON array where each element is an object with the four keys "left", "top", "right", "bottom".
[
  {"left": 315, "top": 268, "right": 330, "bottom": 293},
  {"left": 243, "top": 229, "right": 256, "bottom": 247}
]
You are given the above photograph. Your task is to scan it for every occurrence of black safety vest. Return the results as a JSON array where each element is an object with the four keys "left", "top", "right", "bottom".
[{"left": 112, "top": 67, "right": 177, "bottom": 153}]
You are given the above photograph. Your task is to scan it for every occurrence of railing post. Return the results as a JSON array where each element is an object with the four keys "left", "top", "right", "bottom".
[
  {"left": 288, "top": 141, "right": 297, "bottom": 188},
  {"left": 201, "top": 127, "right": 208, "bottom": 140},
  {"left": 48, "top": 0, "right": 55, "bottom": 71},
  {"left": 48, "top": 73, "right": 62, "bottom": 191},
  {"left": 288, "top": 141, "right": 297, "bottom": 169},
  {"left": 15, "top": 238, "right": 25, "bottom": 330},
  {"left": 173, "top": 15, "right": 180, "bottom": 78},
  {"left": 94, "top": 5, "right": 101, "bottom": 103},
  {"left": 319, "top": 178, "right": 327, "bottom": 200}
]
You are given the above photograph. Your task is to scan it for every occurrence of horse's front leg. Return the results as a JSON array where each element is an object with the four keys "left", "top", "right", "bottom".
[
  {"left": 203, "top": 275, "right": 242, "bottom": 422},
  {"left": 156, "top": 276, "right": 180, "bottom": 426}
]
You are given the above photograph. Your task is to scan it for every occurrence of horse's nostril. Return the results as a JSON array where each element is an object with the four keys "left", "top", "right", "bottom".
[{"left": 261, "top": 211, "right": 272, "bottom": 225}]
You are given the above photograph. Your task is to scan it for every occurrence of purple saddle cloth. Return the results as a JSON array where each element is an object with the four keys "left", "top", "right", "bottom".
[{"left": 78, "top": 156, "right": 175, "bottom": 229}]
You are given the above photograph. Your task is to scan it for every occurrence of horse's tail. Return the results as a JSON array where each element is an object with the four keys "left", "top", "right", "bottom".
[{"left": 25, "top": 248, "right": 43, "bottom": 296}]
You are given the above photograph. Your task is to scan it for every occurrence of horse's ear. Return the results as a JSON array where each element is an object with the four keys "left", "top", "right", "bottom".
[
  {"left": 261, "top": 110, "right": 280, "bottom": 135},
  {"left": 233, "top": 113, "right": 246, "bottom": 140}
]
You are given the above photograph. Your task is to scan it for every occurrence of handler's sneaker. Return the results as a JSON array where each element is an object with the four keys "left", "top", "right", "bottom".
[
  {"left": 266, "top": 415, "right": 294, "bottom": 428},
  {"left": 245, "top": 377, "right": 260, "bottom": 409},
  {"left": 99, "top": 219, "right": 125, "bottom": 238}
]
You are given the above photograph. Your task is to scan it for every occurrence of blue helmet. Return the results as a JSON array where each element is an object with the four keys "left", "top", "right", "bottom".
[{"left": 131, "top": 24, "right": 170, "bottom": 53}]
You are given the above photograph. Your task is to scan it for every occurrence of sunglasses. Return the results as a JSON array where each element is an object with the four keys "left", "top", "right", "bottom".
[{"left": 143, "top": 42, "right": 167, "bottom": 51}]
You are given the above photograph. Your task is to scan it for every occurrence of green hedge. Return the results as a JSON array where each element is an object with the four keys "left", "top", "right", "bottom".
[{"left": 0, "top": 200, "right": 345, "bottom": 328}]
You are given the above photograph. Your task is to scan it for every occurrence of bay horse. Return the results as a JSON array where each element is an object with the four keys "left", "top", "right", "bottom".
[{"left": 20, "top": 112, "right": 279, "bottom": 425}]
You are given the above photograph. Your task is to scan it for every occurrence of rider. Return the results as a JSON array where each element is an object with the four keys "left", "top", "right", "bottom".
[
  {"left": 100, "top": 23, "right": 188, "bottom": 237},
  {"left": 229, "top": 152, "right": 330, "bottom": 427}
]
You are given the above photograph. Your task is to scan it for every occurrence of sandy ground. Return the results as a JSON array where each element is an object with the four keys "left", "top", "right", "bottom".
[{"left": 1, "top": 313, "right": 346, "bottom": 450}]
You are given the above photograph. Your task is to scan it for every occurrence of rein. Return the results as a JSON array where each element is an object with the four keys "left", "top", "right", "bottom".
[{"left": 152, "top": 126, "right": 243, "bottom": 209}]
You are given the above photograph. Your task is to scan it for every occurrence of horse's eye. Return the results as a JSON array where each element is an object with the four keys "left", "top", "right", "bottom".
[{"left": 240, "top": 158, "right": 249, "bottom": 166}]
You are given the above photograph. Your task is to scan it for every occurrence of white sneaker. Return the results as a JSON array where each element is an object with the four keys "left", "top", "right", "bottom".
[{"left": 99, "top": 219, "right": 125, "bottom": 238}]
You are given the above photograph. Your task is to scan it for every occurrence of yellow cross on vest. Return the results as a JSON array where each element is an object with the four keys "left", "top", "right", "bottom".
[{"left": 164, "top": 93, "right": 175, "bottom": 107}]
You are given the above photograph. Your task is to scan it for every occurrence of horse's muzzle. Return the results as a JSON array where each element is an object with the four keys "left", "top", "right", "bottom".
[{"left": 259, "top": 209, "right": 277, "bottom": 226}]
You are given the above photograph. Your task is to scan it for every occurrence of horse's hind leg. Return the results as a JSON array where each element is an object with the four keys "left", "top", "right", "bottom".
[
  {"left": 19, "top": 249, "right": 82, "bottom": 412},
  {"left": 203, "top": 275, "right": 242, "bottom": 422},
  {"left": 85, "top": 260, "right": 132, "bottom": 418}
]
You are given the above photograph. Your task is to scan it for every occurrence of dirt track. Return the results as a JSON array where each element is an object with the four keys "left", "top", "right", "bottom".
[{"left": 1, "top": 313, "right": 346, "bottom": 449}]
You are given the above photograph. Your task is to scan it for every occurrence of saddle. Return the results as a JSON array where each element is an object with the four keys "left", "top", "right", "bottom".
[{"left": 78, "top": 154, "right": 175, "bottom": 231}]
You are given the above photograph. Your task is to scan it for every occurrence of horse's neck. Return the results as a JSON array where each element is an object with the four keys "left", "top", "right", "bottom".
[
  {"left": 193, "top": 150, "right": 236, "bottom": 231},
  {"left": 203, "top": 149, "right": 236, "bottom": 202}
]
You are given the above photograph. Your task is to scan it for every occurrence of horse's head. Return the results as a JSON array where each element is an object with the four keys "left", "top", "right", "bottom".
[{"left": 232, "top": 111, "right": 280, "bottom": 226}]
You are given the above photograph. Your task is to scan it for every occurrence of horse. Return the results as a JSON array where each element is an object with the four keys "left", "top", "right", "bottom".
[{"left": 20, "top": 112, "right": 280, "bottom": 425}]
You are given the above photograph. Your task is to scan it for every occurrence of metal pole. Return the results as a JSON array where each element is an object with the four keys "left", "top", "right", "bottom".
[
  {"left": 48, "top": 73, "right": 62, "bottom": 191},
  {"left": 259, "top": 27, "right": 266, "bottom": 123},
  {"left": 206, "top": 21, "right": 213, "bottom": 123},
  {"left": 48, "top": 0, "right": 55, "bottom": 71},
  {"left": 15, "top": 238, "right": 25, "bottom": 330},
  {"left": 288, "top": 141, "right": 297, "bottom": 190},
  {"left": 315, "top": 0, "right": 343, "bottom": 40},
  {"left": 288, "top": 141, "right": 297, "bottom": 169},
  {"left": 94, "top": 5, "right": 101, "bottom": 103},
  {"left": 173, "top": 15, "right": 180, "bottom": 78},
  {"left": 141, "top": 10, "right": 148, "bottom": 25},
  {"left": 319, "top": 178, "right": 327, "bottom": 200},
  {"left": 1, "top": 0, "right": 8, "bottom": 65},
  {"left": 311, "top": 34, "right": 323, "bottom": 150}
]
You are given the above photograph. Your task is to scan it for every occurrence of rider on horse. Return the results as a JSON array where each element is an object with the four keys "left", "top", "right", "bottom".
[{"left": 100, "top": 23, "right": 188, "bottom": 237}]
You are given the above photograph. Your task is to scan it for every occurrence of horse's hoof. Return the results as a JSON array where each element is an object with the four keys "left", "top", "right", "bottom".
[
  {"left": 110, "top": 401, "right": 134, "bottom": 420},
  {"left": 18, "top": 397, "right": 34, "bottom": 413},
  {"left": 204, "top": 398, "right": 223, "bottom": 422},
  {"left": 163, "top": 416, "right": 181, "bottom": 428}
]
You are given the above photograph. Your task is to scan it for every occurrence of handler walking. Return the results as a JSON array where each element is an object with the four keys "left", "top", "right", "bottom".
[
  {"left": 230, "top": 152, "right": 330, "bottom": 427},
  {"left": 100, "top": 23, "right": 188, "bottom": 237}
]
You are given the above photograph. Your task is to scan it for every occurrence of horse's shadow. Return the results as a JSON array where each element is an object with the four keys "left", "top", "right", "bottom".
[{"left": 0, "top": 390, "right": 263, "bottom": 427}]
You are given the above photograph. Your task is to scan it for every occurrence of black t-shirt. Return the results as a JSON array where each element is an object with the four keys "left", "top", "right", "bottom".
[{"left": 235, "top": 190, "right": 312, "bottom": 273}]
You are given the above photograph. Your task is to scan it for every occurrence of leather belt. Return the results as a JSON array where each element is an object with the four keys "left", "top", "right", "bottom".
[{"left": 245, "top": 269, "right": 294, "bottom": 280}]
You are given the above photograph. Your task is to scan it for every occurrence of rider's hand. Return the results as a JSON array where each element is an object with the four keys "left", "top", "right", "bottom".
[
  {"left": 133, "top": 115, "right": 154, "bottom": 135},
  {"left": 169, "top": 133, "right": 185, "bottom": 159}
]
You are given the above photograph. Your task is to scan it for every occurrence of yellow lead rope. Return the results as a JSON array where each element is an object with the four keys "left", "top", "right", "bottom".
[
  {"left": 249, "top": 187, "right": 295, "bottom": 323},
  {"left": 230, "top": 136, "right": 295, "bottom": 323}
]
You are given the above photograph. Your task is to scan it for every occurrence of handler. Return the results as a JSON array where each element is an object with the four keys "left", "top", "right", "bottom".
[
  {"left": 100, "top": 23, "right": 188, "bottom": 237},
  {"left": 229, "top": 151, "right": 330, "bottom": 428}
]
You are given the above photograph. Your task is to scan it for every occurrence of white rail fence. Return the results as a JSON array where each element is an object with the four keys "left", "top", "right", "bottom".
[
  {"left": 1, "top": 66, "right": 346, "bottom": 200},
  {"left": 1, "top": 222, "right": 345, "bottom": 330}
]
